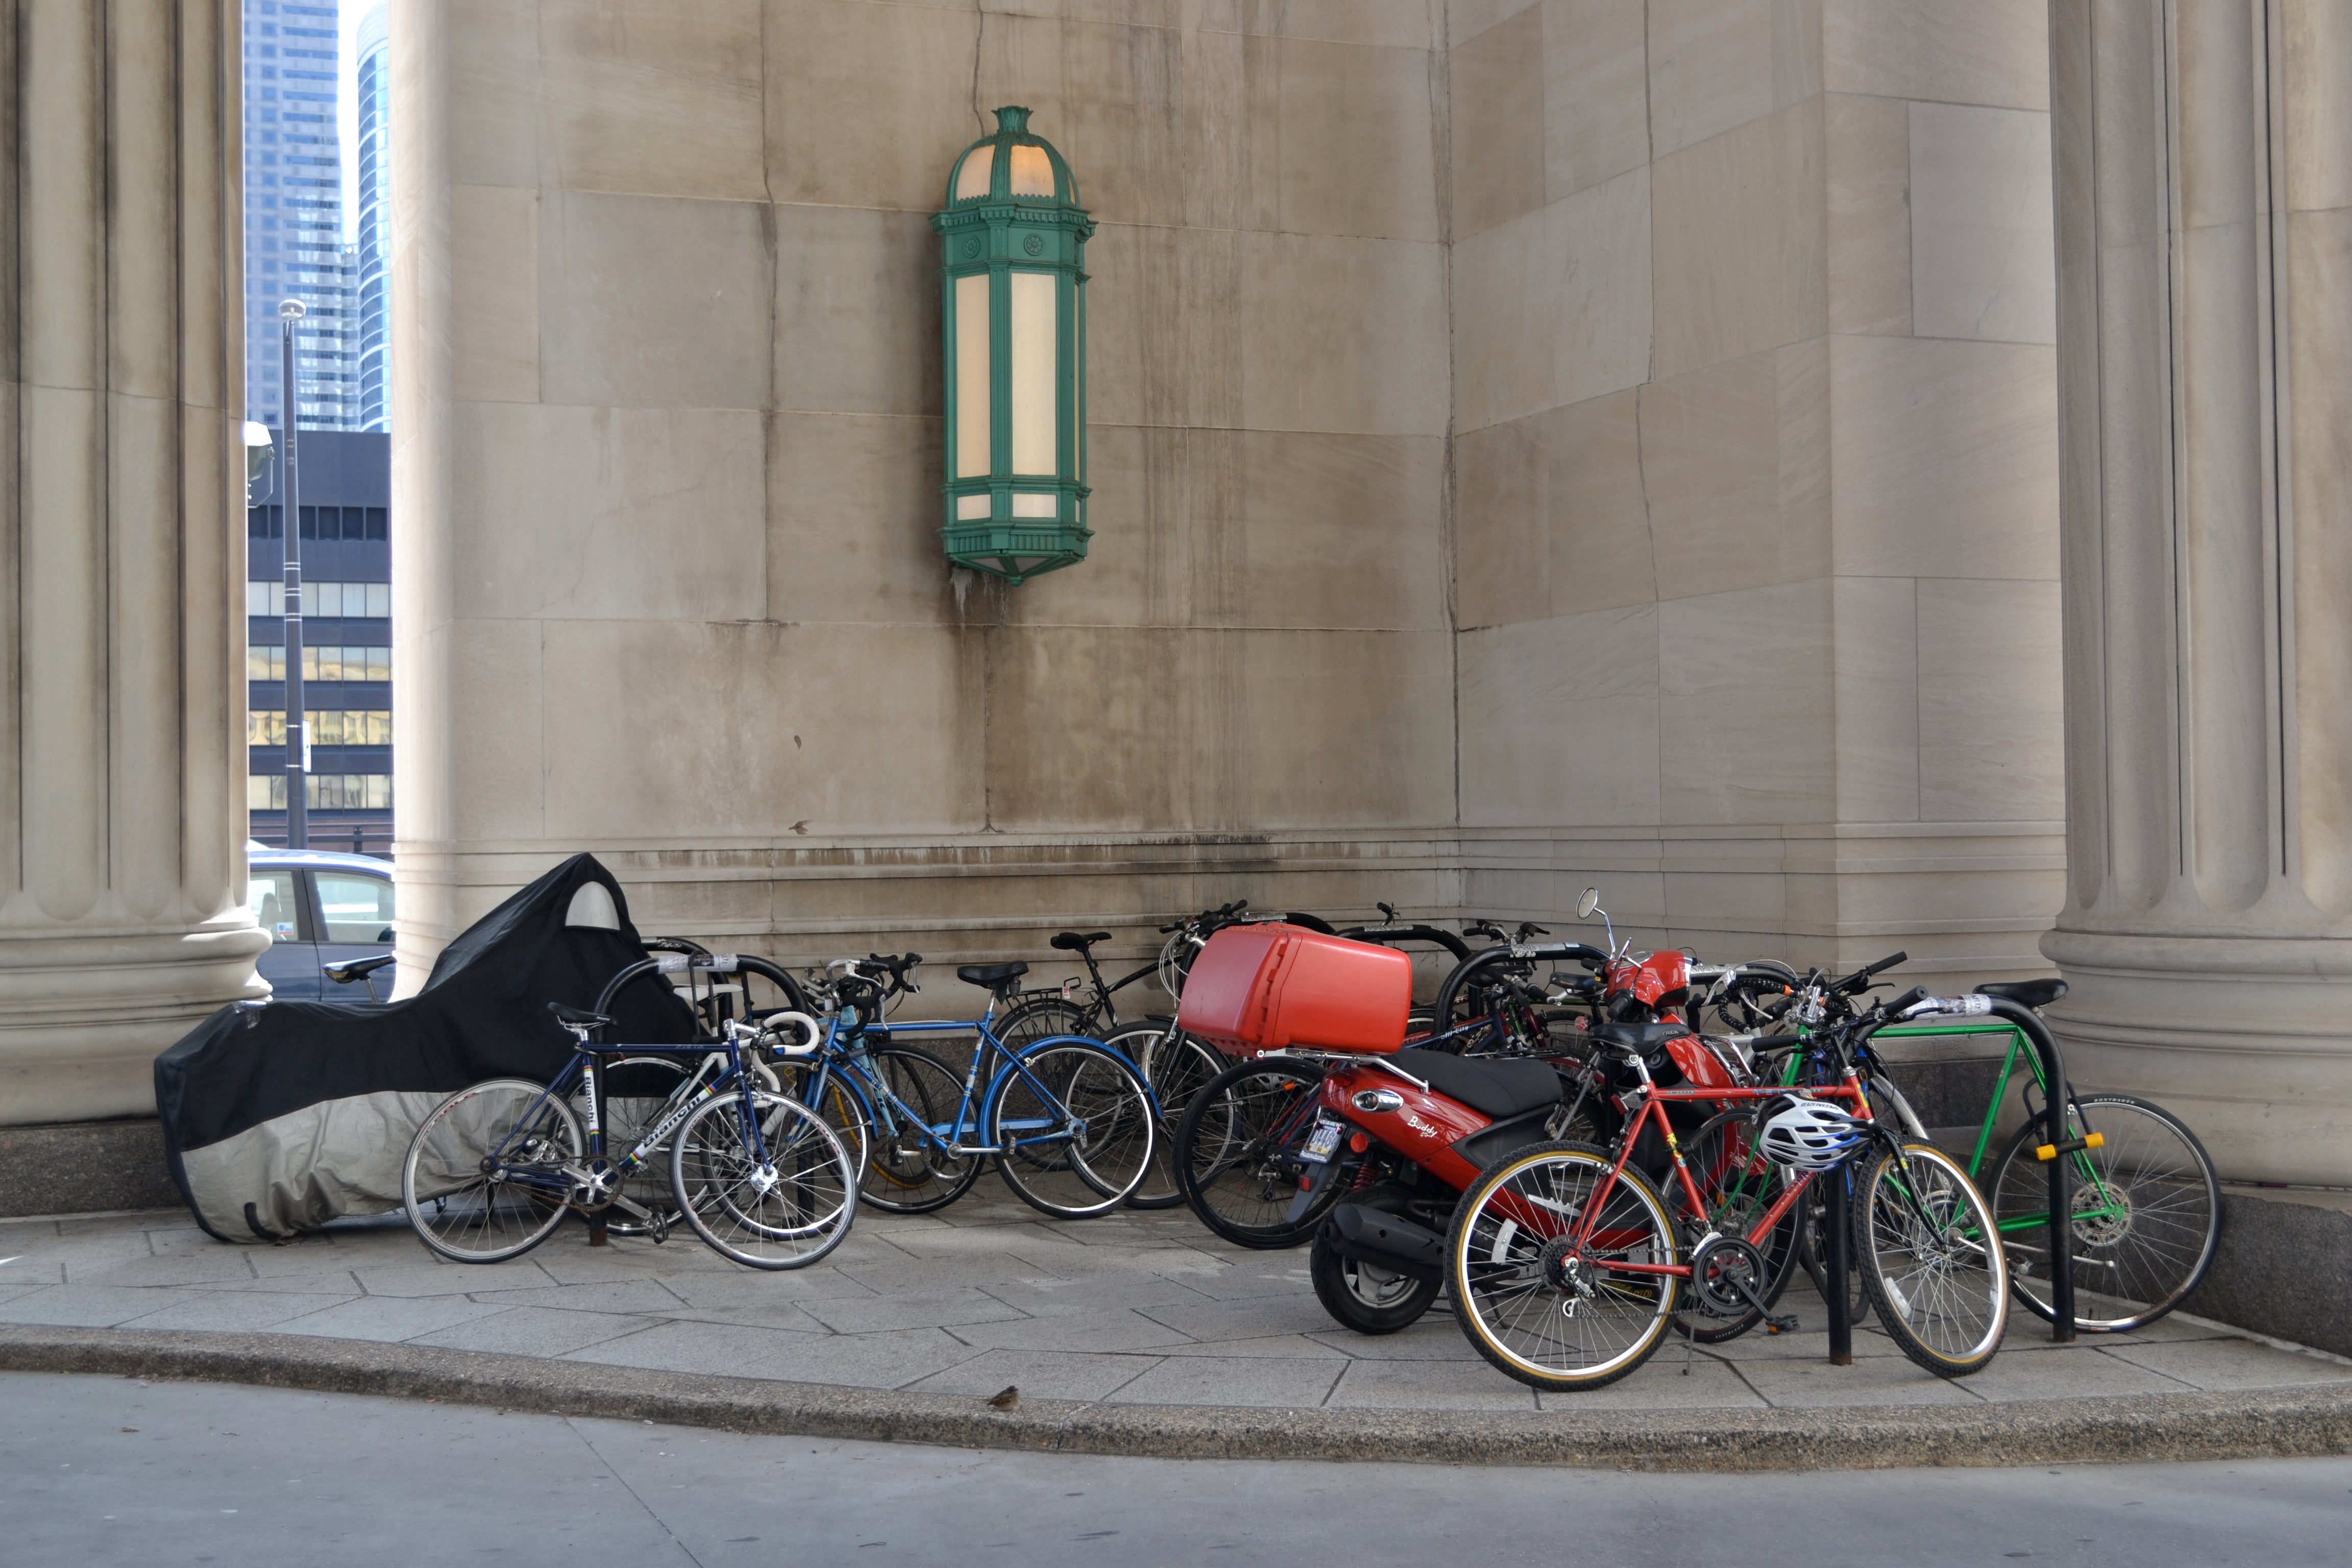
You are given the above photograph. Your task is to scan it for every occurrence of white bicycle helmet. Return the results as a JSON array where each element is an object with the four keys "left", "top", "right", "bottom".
[{"left": 1760, "top": 1099, "right": 1865, "bottom": 1172}]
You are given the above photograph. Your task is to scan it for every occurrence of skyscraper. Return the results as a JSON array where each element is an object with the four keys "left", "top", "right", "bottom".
[
  {"left": 353, "top": 3, "right": 390, "bottom": 433},
  {"left": 242, "top": 0, "right": 357, "bottom": 430}
]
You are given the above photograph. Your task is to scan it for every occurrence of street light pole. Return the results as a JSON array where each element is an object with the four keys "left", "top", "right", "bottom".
[{"left": 280, "top": 299, "right": 309, "bottom": 849}]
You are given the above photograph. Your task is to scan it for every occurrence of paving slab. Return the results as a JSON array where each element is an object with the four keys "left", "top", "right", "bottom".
[{"left": 0, "top": 1189, "right": 2345, "bottom": 1467}]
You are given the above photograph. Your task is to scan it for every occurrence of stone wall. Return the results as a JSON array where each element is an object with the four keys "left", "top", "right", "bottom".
[
  {"left": 390, "top": 1, "right": 1465, "bottom": 996},
  {"left": 389, "top": 2, "right": 2079, "bottom": 1002},
  {"left": 1444, "top": 0, "right": 2067, "bottom": 986}
]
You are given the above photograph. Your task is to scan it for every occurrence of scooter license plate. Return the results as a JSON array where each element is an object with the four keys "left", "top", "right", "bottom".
[{"left": 1300, "top": 1117, "right": 1343, "bottom": 1164}]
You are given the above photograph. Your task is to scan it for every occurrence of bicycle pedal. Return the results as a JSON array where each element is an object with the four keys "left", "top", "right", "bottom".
[{"left": 1765, "top": 1314, "right": 1800, "bottom": 1334}]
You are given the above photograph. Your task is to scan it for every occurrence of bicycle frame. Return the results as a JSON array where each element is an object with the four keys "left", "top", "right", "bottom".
[
  {"left": 1866, "top": 1020, "right": 2125, "bottom": 1242},
  {"left": 482, "top": 1036, "right": 771, "bottom": 1215},
  {"left": 801, "top": 1000, "right": 1159, "bottom": 1162},
  {"left": 1566, "top": 1074, "right": 1869, "bottom": 1284}
]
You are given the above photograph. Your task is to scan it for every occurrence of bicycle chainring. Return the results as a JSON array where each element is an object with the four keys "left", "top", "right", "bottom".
[{"left": 1689, "top": 1235, "right": 1770, "bottom": 1318}]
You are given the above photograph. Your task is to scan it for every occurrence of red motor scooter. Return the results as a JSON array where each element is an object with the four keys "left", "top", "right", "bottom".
[{"left": 1170, "top": 894, "right": 1747, "bottom": 1335}]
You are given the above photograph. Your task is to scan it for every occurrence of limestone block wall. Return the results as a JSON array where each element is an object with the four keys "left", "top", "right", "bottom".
[
  {"left": 393, "top": 1, "right": 1461, "bottom": 990},
  {"left": 1445, "top": 0, "right": 2066, "bottom": 983},
  {"left": 0, "top": 1, "right": 269, "bottom": 1126}
]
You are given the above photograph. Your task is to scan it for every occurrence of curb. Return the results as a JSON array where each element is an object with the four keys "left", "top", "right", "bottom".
[{"left": 7, "top": 1325, "right": 2352, "bottom": 1470}]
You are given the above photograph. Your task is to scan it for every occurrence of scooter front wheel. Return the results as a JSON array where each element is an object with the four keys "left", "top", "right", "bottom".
[{"left": 1310, "top": 1229, "right": 1439, "bottom": 1334}]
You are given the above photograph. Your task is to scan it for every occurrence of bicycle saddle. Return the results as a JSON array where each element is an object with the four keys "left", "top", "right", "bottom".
[
  {"left": 324, "top": 952, "right": 395, "bottom": 984},
  {"left": 1391, "top": 1050, "right": 1563, "bottom": 1121},
  {"left": 1585, "top": 1020, "right": 1689, "bottom": 1057},
  {"left": 1050, "top": 930, "right": 1112, "bottom": 952},
  {"left": 957, "top": 961, "right": 1030, "bottom": 991},
  {"left": 547, "top": 1001, "right": 611, "bottom": 1028},
  {"left": 1975, "top": 977, "right": 2067, "bottom": 1010}
]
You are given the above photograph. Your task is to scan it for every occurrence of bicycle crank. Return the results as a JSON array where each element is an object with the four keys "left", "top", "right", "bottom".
[{"left": 1688, "top": 1235, "right": 1772, "bottom": 1319}]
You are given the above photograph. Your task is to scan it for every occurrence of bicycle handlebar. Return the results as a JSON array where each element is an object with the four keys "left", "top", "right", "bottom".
[{"left": 1831, "top": 950, "right": 1908, "bottom": 994}]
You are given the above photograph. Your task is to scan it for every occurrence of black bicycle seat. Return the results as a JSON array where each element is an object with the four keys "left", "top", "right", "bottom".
[
  {"left": 957, "top": 961, "right": 1030, "bottom": 991},
  {"left": 1585, "top": 1021, "right": 1689, "bottom": 1057},
  {"left": 324, "top": 952, "right": 396, "bottom": 984},
  {"left": 1975, "top": 978, "right": 2067, "bottom": 1010},
  {"left": 1391, "top": 1050, "right": 1563, "bottom": 1120},
  {"left": 547, "top": 1002, "right": 611, "bottom": 1029},
  {"left": 1051, "top": 930, "right": 1112, "bottom": 952}
]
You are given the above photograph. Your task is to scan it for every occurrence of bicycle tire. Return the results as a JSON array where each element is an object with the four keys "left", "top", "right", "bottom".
[
  {"left": 1989, "top": 1093, "right": 2220, "bottom": 1333},
  {"left": 670, "top": 1089, "right": 856, "bottom": 1269},
  {"left": 990, "top": 1039, "right": 1157, "bottom": 1219},
  {"left": 402, "top": 1079, "right": 583, "bottom": 1264},
  {"left": 849, "top": 1045, "right": 985, "bottom": 1213},
  {"left": 1446, "top": 1141, "right": 1680, "bottom": 1391},
  {"left": 1852, "top": 1141, "right": 2008, "bottom": 1377},
  {"left": 771, "top": 1056, "right": 874, "bottom": 1187},
  {"left": 1172, "top": 1056, "right": 1338, "bottom": 1250},
  {"left": 1104, "top": 1021, "right": 1223, "bottom": 1210}
]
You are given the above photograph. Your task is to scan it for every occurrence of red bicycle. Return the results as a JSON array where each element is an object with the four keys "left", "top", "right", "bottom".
[{"left": 1445, "top": 990, "right": 2011, "bottom": 1391}]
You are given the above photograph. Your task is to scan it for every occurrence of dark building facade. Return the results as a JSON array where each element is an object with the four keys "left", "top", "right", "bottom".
[{"left": 247, "top": 428, "right": 392, "bottom": 852}]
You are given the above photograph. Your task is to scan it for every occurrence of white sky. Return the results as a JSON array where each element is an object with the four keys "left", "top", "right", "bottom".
[{"left": 335, "top": 1, "right": 368, "bottom": 244}]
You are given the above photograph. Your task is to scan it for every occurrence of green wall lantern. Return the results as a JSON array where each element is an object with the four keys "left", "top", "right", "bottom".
[{"left": 932, "top": 107, "right": 1094, "bottom": 585}]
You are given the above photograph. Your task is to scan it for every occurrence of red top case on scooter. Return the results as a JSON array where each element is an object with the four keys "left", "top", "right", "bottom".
[{"left": 1176, "top": 924, "right": 1413, "bottom": 1056}]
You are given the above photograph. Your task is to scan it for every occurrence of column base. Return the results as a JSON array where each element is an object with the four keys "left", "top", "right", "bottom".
[
  {"left": 0, "top": 921, "right": 270, "bottom": 1125},
  {"left": 2042, "top": 926, "right": 2352, "bottom": 1186}
]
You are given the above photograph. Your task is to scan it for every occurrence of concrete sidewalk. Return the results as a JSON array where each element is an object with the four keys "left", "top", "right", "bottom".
[{"left": 4, "top": 1184, "right": 2346, "bottom": 1440}]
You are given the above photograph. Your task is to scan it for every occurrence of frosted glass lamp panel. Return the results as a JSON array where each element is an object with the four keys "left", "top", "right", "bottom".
[
  {"left": 1008, "top": 144, "right": 1055, "bottom": 197},
  {"left": 954, "top": 274, "right": 992, "bottom": 478},
  {"left": 1011, "top": 493, "right": 1057, "bottom": 518},
  {"left": 1009, "top": 271, "right": 1057, "bottom": 475},
  {"left": 955, "top": 148, "right": 995, "bottom": 201},
  {"left": 957, "top": 494, "right": 992, "bottom": 520}
]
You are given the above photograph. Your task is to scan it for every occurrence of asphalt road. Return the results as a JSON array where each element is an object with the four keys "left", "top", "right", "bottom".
[{"left": 6, "top": 1371, "right": 2347, "bottom": 1567}]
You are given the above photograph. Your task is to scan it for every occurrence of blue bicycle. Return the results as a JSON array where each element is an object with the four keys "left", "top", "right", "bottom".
[
  {"left": 400, "top": 954, "right": 856, "bottom": 1269},
  {"left": 776, "top": 953, "right": 1159, "bottom": 1220}
]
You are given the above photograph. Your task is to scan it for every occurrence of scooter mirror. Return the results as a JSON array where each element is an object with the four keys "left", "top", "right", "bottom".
[{"left": 1576, "top": 887, "right": 1601, "bottom": 920}]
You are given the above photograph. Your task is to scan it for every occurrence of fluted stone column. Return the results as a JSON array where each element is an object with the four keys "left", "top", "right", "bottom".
[
  {"left": 2045, "top": 0, "right": 2352, "bottom": 1183},
  {"left": 0, "top": 0, "right": 268, "bottom": 1126}
]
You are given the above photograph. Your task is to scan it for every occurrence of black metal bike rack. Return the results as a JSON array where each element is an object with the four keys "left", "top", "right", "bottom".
[{"left": 1822, "top": 995, "right": 2079, "bottom": 1360}]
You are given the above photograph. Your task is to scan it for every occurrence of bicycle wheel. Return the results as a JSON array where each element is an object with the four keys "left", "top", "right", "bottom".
[
  {"left": 1105, "top": 1021, "right": 1223, "bottom": 1210},
  {"left": 588, "top": 1056, "right": 692, "bottom": 1237},
  {"left": 771, "top": 1057, "right": 874, "bottom": 1187},
  {"left": 1665, "top": 1107, "right": 1803, "bottom": 1344},
  {"left": 1796, "top": 1168, "right": 1873, "bottom": 1329},
  {"left": 1446, "top": 1142, "right": 1680, "bottom": 1392},
  {"left": 1852, "top": 1141, "right": 2008, "bottom": 1376},
  {"left": 991, "top": 1040, "right": 1157, "bottom": 1218},
  {"left": 1990, "top": 1093, "right": 2219, "bottom": 1332},
  {"left": 670, "top": 1089, "right": 855, "bottom": 1269},
  {"left": 996, "top": 994, "right": 1096, "bottom": 1048},
  {"left": 849, "top": 1045, "right": 984, "bottom": 1214},
  {"left": 1172, "top": 1056, "right": 1337, "bottom": 1249},
  {"left": 402, "top": 1079, "right": 583, "bottom": 1263}
]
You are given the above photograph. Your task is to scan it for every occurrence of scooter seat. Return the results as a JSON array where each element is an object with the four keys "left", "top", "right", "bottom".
[{"left": 1390, "top": 1049, "right": 1563, "bottom": 1121}]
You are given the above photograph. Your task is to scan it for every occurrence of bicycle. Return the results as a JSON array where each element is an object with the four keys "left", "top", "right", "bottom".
[
  {"left": 401, "top": 973, "right": 855, "bottom": 1271},
  {"left": 1446, "top": 985, "right": 2011, "bottom": 1391},
  {"left": 1871, "top": 978, "right": 2220, "bottom": 1333},
  {"left": 778, "top": 952, "right": 1161, "bottom": 1220}
]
